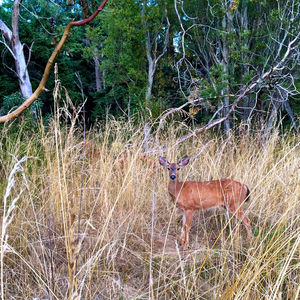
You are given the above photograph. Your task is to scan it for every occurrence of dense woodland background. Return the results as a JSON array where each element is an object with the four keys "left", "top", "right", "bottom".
[{"left": 0, "top": 0, "right": 299, "bottom": 134}]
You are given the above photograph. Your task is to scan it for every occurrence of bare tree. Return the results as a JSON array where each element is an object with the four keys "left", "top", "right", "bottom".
[
  {"left": 141, "top": 1, "right": 170, "bottom": 105},
  {"left": 151, "top": 24, "right": 300, "bottom": 153},
  {"left": 0, "top": 0, "right": 33, "bottom": 100},
  {"left": 246, "top": 0, "right": 300, "bottom": 135},
  {"left": 140, "top": 1, "right": 170, "bottom": 150},
  {"left": 171, "top": 0, "right": 299, "bottom": 138}
]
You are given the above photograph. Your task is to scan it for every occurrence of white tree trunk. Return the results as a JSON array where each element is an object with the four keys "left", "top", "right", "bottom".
[
  {"left": 0, "top": 0, "right": 33, "bottom": 100},
  {"left": 145, "top": 57, "right": 154, "bottom": 104},
  {"left": 263, "top": 100, "right": 281, "bottom": 140},
  {"left": 12, "top": 39, "right": 33, "bottom": 98},
  {"left": 143, "top": 4, "right": 154, "bottom": 106},
  {"left": 221, "top": 9, "right": 233, "bottom": 137}
]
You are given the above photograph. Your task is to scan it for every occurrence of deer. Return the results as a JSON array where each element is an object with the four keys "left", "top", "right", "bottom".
[{"left": 159, "top": 155, "right": 253, "bottom": 250}]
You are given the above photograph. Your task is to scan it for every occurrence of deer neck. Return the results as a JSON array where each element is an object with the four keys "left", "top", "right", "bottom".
[{"left": 168, "top": 179, "right": 183, "bottom": 198}]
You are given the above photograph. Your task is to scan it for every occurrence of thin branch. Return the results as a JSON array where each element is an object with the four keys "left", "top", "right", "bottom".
[
  {"left": 0, "top": 37, "right": 16, "bottom": 59},
  {"left": 25, "top": 41, "right": 34, "bottom": 70},
  {"left": 154, "top": 11, "right": 170, "bottom": 64}
]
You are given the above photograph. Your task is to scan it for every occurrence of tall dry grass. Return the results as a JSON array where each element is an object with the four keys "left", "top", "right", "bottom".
[{"left": 0, "top": 111, "right": 299, "bottom": 299}]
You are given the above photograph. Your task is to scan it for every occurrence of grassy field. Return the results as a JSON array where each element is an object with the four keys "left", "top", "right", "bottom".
[{"left": 0, "top": 114, "right": 299, "bottom": 299}]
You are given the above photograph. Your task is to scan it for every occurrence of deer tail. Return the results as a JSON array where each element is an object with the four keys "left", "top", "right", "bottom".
[{"left": 245, "top": 185, "right": 250, "bottom": 202}]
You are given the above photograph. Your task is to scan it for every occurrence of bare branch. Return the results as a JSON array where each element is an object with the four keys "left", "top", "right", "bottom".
[
  {"left": 0, "top": 37, "right": 16, "bottom": 59},
  {"left": 0, "top": 20, "right": 16, "bottom": 58},
  {"left": 25, "top": 41, "right": 34, "bottom": 70},
  {"left": 154, "top": 11, "right": 170, "bottom": 64}
]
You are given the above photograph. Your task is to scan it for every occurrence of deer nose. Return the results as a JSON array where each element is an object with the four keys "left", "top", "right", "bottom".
[{"left": 170, "top": 175, "right": 176, "bottom": 180}]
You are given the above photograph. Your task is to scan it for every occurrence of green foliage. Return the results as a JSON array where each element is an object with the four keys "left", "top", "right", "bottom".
[
  {"left": 0, "top": 92, "right": 43, "bottom": 130},
  {"left": 0, "top": 0, "right": 299, "bottom": 131},
  {"left": 0, "top": 92, "right": 25, "bottom": 115},
  {"left": 147, "top": 99, "right": 167, "bottom": 119},
  {"left": 100, "top": 0, "right": 146, "bottom": 90},
  {"left": 0, "top": 73, "right": 19, "bottom": 101}
]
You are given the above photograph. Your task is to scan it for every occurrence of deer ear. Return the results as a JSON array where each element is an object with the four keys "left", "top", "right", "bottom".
[
  {"left": 179, "top": 155, "right": 189, "bottom": 167},
  {"left": 159, "top": 156, "right": 169, "bottom": 167}
]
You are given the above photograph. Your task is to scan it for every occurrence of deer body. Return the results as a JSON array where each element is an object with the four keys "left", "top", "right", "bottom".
[
  {"left": 168, "top": 179, "right": 246, "bottom": 210},
  {"left": 159, "top": 156, "right": 253, "bottom": 250}
]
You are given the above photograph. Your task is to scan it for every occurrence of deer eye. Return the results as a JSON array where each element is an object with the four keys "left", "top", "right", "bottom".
[
  {"left": 167, "top": 168, "right": 170, "bottom": 170},
  {"left": 177, "top": 168, "right": 180, "bottom": 170}
]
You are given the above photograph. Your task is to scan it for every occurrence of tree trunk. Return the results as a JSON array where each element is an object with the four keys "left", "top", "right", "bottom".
[
  {"left": 284, "top": 100, "right": 298, "bottom": 132},
  {"left": 12, "top": 0, "right": 33, "bottom": 99},
  {"left": 221, "top": 9, "right": 233, "bottom": 137},
  {"left": 222, "top": 91, "right": 231, "bottom": 135},
  {"left": 93, "top": 49, "right": 102, "bottom": 91},
  {"left": 263, "top": 98, "right": 281, "bottom": 140},
  {"left": 1, "top": 1, "right": 33, "bottom": 105},
  {"left": 239, "top": 3, "right": 252, "bottom": 125},
  {"left": 141, "top": 1, "right": 169, "bottom": 106},
  {"left": 142, "top": 0, "right": 154, "bottom": 106},
  {"left": 12, "top": 41, "right": 33, "bottom": 99},
  {"left": 145, "top": 58, "right": 154, "bottom": 104}
]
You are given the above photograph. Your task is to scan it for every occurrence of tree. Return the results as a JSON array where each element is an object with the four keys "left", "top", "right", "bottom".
[
  {"left": 84, "top": 26, "right": 105, "bottom": 92},
  {"left": 141, "top": 0, "right": 170, "bottom": 105},
  {"left": 0, "top": 1, "right": 33, "bottom": 100},
  {"left": 0, "top": 0, "right": 86, "bottom": 116},
  {"left": 0, "top": 0, "right": 109, "bottom": 123},
  {"left": 171, "top": 0, "right": 299, "bottom": 136}
]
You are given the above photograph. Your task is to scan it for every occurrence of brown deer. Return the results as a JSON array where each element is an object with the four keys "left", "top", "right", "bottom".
[{"left": 159, "top": 155, "right": 253, "bottom": 250}]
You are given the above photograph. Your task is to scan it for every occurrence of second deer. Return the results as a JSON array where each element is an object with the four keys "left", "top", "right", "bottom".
[{"left": 159, "top": 155, "right": 253, "bottom": 250}]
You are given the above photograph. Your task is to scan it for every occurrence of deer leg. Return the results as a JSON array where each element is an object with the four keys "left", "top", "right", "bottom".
[
  {"left": 179, "top": 212, "right": 186, "bottom": 246},
  {"left": 181, "top": 209, "right": 194, "bottom": 250},
  {"left": 240, "top": 214, "right": 254, "bottom": 238},
  {"left": 229, "top": 206, "right": 253, "bottom": 238}
]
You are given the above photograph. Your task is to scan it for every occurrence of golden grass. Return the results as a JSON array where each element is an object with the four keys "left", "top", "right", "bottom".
[{"left": 0, "top": 115, "right": 299, "bottom": 299}]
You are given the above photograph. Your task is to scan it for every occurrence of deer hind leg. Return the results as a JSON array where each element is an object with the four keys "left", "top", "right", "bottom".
[
  {"left": 229, "top": 205, "right": 253, "bottom": 238},
  {"left": 179, "top": 209, "right": 194, "bottom": 250},
  {"left": 240, "top": 214, "right": 254, "bottom": 238}
]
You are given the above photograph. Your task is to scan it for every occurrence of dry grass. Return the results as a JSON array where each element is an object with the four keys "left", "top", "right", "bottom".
[{"left": 0, "top": 113, "right": 299, "bottom": 299}]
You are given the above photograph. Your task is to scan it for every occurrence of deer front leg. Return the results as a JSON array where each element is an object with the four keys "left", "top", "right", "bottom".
[
  {"left": 179, "top": 209, "right": 194, "bottom": 250},
  {"left": 179, "top": 211, "right": 186, "bottom": 246}
]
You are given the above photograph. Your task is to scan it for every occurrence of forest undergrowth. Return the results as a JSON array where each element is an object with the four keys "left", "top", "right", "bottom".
[{"left": 0, "top": 111, "right": 299, "bottom": 299}]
